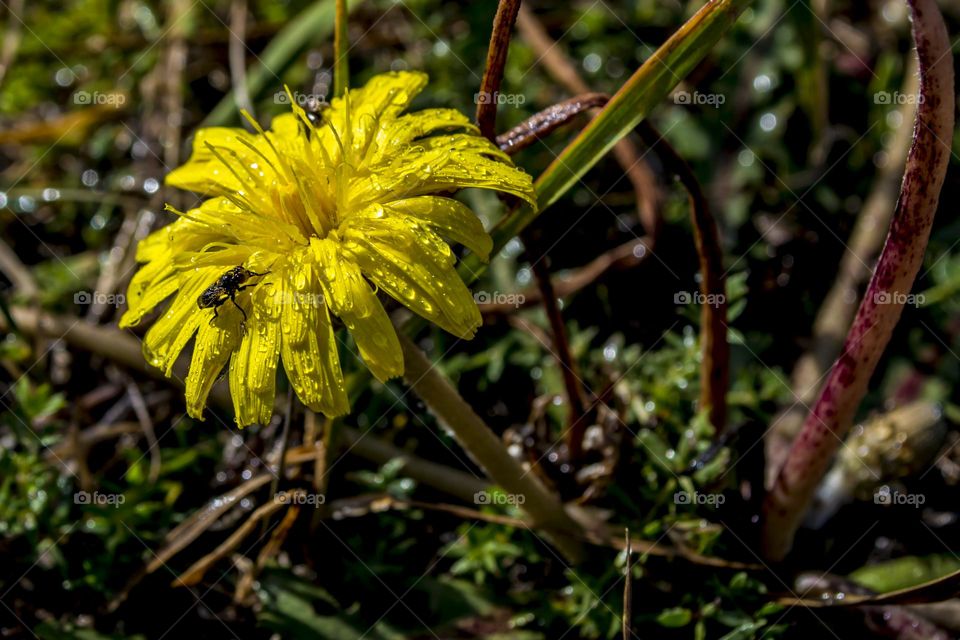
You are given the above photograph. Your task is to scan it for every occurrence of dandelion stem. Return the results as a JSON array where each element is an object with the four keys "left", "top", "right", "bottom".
[
  {"left": 397, "top": 331, "right": 584, "bottom": 561},
  {"left": 769, "top": 59, "right": 920, "bottom": 482}
]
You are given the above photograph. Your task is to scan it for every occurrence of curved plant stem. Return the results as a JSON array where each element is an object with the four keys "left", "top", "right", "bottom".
[
  {"left": 636, "top": 122, "right": 728, "bottom": 432},
  {"left": 525, "top": 234, "right": 590, "bottom": 456},
  {"left": 497, "top": 88, "right": 728, "bottom": 431},
  {"left": 477, "top": 0, "right": 590, "bottom": 452},
  {"left": 767, "top": 60, "right": 919, "bottom": 484},
  {"left": 476, "top": 0, "right": 521, "bottom": 140},
  {"left": 761, "top": 0, "right": 954, "bottom": 561},
  {"left": 398, "top": 332, "right": 584, "bottom": 561},
  {"left": 496, "top": 93, "right": 609, "bottom": 153},
  {"left": 333, "top": 0, "right": 349, "bottom": 98}
]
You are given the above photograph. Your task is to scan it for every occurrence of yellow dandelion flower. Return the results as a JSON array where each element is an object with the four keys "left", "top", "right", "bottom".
[{"left": 120, "top": 71, "right": 536, "bottom": 426}]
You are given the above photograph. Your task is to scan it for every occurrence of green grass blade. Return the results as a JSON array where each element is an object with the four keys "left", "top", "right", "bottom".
[
  {"left": 486, "top": 0, "right": 752, "bottom": 257},
  {"left": 334, "top": 0, "right": 350, "bottom": 98}
]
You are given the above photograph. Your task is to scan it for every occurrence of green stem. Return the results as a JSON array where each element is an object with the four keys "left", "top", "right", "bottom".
[
  {"left": 333, "top": 0, "right": 349, "bottom": 98},
  {"left": 398, "top": 332, "right": 584, "bottom": 562}
]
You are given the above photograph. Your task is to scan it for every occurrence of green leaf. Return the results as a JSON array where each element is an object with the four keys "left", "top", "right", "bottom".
[
  {"left": 849, "top": 555, "right": 960, "bottom": 593},
  {"left": 657, "top": 607, "right": 693, "bottom": 628}
]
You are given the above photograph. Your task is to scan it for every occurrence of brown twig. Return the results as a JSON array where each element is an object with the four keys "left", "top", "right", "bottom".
[
  {"left": 143, "top": 473, "right": 273, "bottom": 575},
  {"left": 479, "top": 237, "right": 653, "bottom": 314},
  {"left": 234, "top": 501, "right": 300, "bottom": 603},
  {"left": 524, "top": 233, "right": 590, "bottom": 457},
  {"left": 636, "top": 122, "right": 728, "bottom": 432},
  {"left": 175, "top": 492, "right": 295, "bottom": 587},
  {"left": 476, "top": 0, "right": 522, "bottom": 140}
]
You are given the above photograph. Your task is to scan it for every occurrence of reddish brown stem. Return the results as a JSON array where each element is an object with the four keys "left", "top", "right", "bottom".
[
  {"left": 479, "top": 236, "right": 653, "bottom": 314},
  {"left": 524, "top": 233, "right": 590, "bottom": 458},
  {"left": 761, "top": 0, "right": 954, "bottom": 561},
  {"left": 476, "top": 0, "right": 522, "bottom": 141},
  {"left": 497, "top": 93, "right": 609, "bottom": 153},
  {"left": 636, "top": 122, "right": 728, "bottom": 432}
]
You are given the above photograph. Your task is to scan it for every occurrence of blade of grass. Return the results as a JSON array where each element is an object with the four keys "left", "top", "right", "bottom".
[
  {"left": 458, "top": 0, "right": 752, "bottom": 280},
  {"left": 522, "top": 0, "right": 748, "bottom": 215},
  {"left": 333, "top": 0, "right": 349, "bottom": 97}
]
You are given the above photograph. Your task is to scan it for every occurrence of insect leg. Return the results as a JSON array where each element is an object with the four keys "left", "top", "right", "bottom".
[{"left": 229, "top": 292, "right": 248, "bottom": 321}]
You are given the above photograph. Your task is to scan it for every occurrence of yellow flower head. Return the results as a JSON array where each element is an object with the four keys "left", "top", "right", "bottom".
[{"left": 120, "top": 71, "right": 535, "bottom": 426}]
